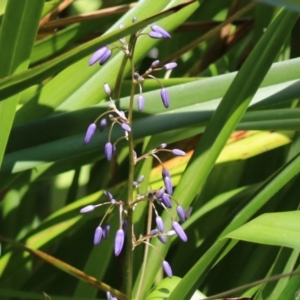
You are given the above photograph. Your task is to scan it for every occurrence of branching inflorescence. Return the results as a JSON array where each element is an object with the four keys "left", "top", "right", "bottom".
[{"left": 81, "top": 19, "right": 189, "bottom": 299}]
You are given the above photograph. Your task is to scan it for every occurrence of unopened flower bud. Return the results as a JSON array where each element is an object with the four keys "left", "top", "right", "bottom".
[
  {"left": 151, "top": 60, "right": 160, "bottom": 68},
  {"left": 94, "top": 226, "right": 103, "bottom": 245},
  {"left": 99, "top": 49, "right": 112, "bottom": 65},
  {"left": 102, "top": 224, "right": 110, "bottom": 239},
  {"left": 158, "top": 143, "right": 167, "bottom": 149},
  {"left": 156, "top": 216, "right": 164, "bottom": 232},
  {"left": 89, "top": 46, "right": 108, "bottom": 66},
  {"left": 151, "top": 25, "right": 171, "bottom": 38},
  {"left": 149, "top": 31, "right": 163, "bottom": 39},
  {"left": 172, "top": 221, "right": 188, "bottom": 242},
  {"left": 177, "top": 206, "right": 186, "bottom": 222},
  {"left": 158, "top": 235, "right": 167, "bottom": 244},
  {"left": 160, "top": 88, "right": 170, "bottom": 108},
  {"left": 99, "top": 118, "right": 107, "bottom": 132},
  {"left": 105, "top": 142, "right": 114, "bottom": 161},
  {"left": 84, "top": 123, "right": 97, "bottom": 144},
  {"left": 162, "top": 168, "right": 171, "bottom": 178},
  {"left": 156, "top": 187, "right": 165, "bottom": 199},
  {"left": 121, "top": 123, "right": 131, "bottom": 132},
  {"left": 164, "top": 176, "right": 173, "bottom": 195},
  {"left": 104, "top": 83, "right": 111, "bottom": 95},
  {"left": 114, "top": 229, "right": 125, "bottom": 256},
  {"left": 161, "top": 193, "right": 172, "bottom": 208},
  {"left": 137, "top": 94, "right": 145, "bottom": 112},
  {"left": 162, "top": 260, "right": 173, "bottom": 277},
  {"left": 80, "top": 205, "right": 95, "bottom": 213},
  {"left": 104, "top": 190, "right": 113, "bottom": 200},
  {"left": 150, "top": 229, "right": 159, "bottom": 236},
  {"left": 164, "top": 62, "right": 177, "bottom": 70},
  {"left": 172, "top": 149, "right": 186, "bottom": 156}
]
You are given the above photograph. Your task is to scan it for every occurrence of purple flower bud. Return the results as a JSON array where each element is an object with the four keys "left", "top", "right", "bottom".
[
  {"left": 160, "top": 88, "right": 170, "bottom": 108},
  {"left": 111, "top": 199, "right": 116, "bottom": 205},
  {"left": 149, "top": 31, "right": 163, "bottom": 39},
  {"left": 177, "top": 206, "right": 186, "bottom": 222},
  {"left": 121, "top": 123, "right": 131, "bottom": 132},
  {"left": 161, "top": 193, "right": 172, "bottom": 208},
  {"left": 172, "top": 221, "right": 188, "bottom": 242},
  {"left": 158, "top": 235, "right": 167, "bottom": 244},
  {"left": 104, "top": 190, "right": 113, "bottom": 200},
  {"left": 84, "top": 123, "right": 97, "bottom": 144},
  {"left": 106, "top": 291, "right": 112, "bottom": 300},
  {"left": 99, "top": 49, "right": 112, "bottom": 65},
  {"left": 151, "top": 25, "right": 171, "bottom": 38},
  {"left": 162, "top": 168, "right": 171, "bottom": 178},
  {"left": 156, "top": 216, "right": 164, "bottom": 232},
  {"left": 94, "top": 226, "right": 103, "bottom": 245},
  {"left": 105, "top": 142, "right": 114, "bottom": 161},
  {"left": 172, "top": 149, "right": 186, "bottom": 156},
  {"left": 151, "top": 60, "right": 160, "bottom": 68},
  {"left": 162, "top": 260, "right": 173, "bottom": 278},
  {"left": 104, "top": 83, "right": 111, "bottom": 95},
  {"left": 80, "top": 205, "right": 95, "bottom": 213},
  {"left": 164, "top": 176, "right": 173, "bottom": 195},
  {"left": 137, "top": 94, "right": 145, "bottom": 112},
  {"left": 89, "top": 46, "right": 108, "bottom": 66},
  {"left": 150, "top": 229, "right": 159, "bottom": 236},
  {"left": 156, "top": 187, "right": 165, "bottom": 199},
  {"left": 102, "top": 224, "right": 110, "bottom": 239},
  {"left": 122, "top": 219, "right": 127, "bottom": 232},
  {"left": 114, "top": 229, "right": 125, "bottom": 256},
  {"left": 99, "top": 118, "right": 107, "bottom": 132},
  {"left": 164, "top": 62, "right": 177, "bottom": 70},
  {"left": 137, "top": 175, "right": 144, "bottom": 183}
]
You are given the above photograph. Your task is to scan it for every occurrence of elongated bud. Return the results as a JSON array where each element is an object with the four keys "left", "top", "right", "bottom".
[
  {"left": 99, "top": 118, "right": 107, "bottom": 132},
  {"left": 102, "top": 224, "right": 110, "bottom": 239},
  {"left": 94, "top": 226, "right": 103, "bottom": 245},
  {"left": 150, "top": 229, "right": 159, "bottom": 236},
  {"left": 158, "top": 143, "right": 167, "bottom": 149},
  {"left": 151, "top": 24, "right": 171, "bottom": 38},
  {"left": 163, "top": 176, "right": 173, "bottom": 195},
  {"left": 164, "top": 62, "right": 177, "bottom": 70},
  {"left": 151, "top": 60, "right": 160, "bottom": 68},
  {"left": 172, "top": 221, "right": 188, "bottom": 242},
  {"left": 158, "top": 235, "right": 167, "bottom": 244},
  {"left": 137, "top": 94, "right": 145, "bottom": 112},
  {"left": 166, "top": 230, "right": 176, "bottom": 236},
  {"left": 162, "top": 260, "right": 173, "bottom": 278},
  {"left": 177, "top": 206, "right": 186, "bottom": 222},
  {"left": 104, "top": 190, "right": 113, "bottom": 200},
  {"left": 114, "top": 229, "right": 125, "bottom": 256},
  {"left": 105, "top": 142, "right": 114, "bottom": 161},
  {"left": 161, "top": 193, "right": 172, "bottom": 208},
  {"left": 160, "top": 88, "right": 170, "bottom": 108},
  {"left": 104, "top": 83, "right": 111, "bottom": 95},
  {"left": 121, "top": 123, "right": 131, "bottom": 132},
  {"left": 84, "top": 123, "right": 97, "bottom": 144},
  {"left": 149, "top": 31, "right": 163, "bottom": 39},
  {"left": 156, "top": 216, "right": 164, "bottom": 232},
  {"left": 80, "top": 205, "right": 95, "bottom": 213},
  {"left": 162, "top": 168, "right": 171, "bottom": 178},
  {"left": 99, "top": 49, "right": 112, "bottom": 65},
  {"left": 156, "top": 187, "right": 165, "bottom": 199},
  {"left": 172, "top": 149, "right": 186, "bottom": 156},
  {"left": 89, "top": 46, "right": 108, "bottom": 65}
]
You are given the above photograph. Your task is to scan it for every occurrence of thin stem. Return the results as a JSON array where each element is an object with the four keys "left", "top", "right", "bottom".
[
  {"left": 114, "top": 53, "right": 128, "bottom": 101},
  {"left": 136, "top": 202, "right": 153, "bottom": 300}
]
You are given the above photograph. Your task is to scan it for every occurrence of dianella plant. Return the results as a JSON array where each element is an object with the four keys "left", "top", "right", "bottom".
[{"left": 1, "top": 1, "right": 300, "bottom": 300}]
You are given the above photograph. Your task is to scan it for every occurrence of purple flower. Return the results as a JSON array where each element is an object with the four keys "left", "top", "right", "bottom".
[
  {"left": 94, "top": 226, "right": 103, "bottom": 245},
  {"left": 151, "top": 25, "right": 171, "bottom": 38},
  {"left": 99, "top": 49, "right": 112, "bottom": 65},
  {"left": 150, "top": 229, "right": 159, "bottom": 236},
  {"left": 172, "top": 149, "right": 186, "bottom": 156},
  {"left": 80, "top": 205, "right": 95, "bottom": 213},
  {"left": 102, "top": 224, "right": 110, "bottom": 239},
  {"left": 151, "top": 60, "right": 160, "bottom": 68},
  {"left": 121, "top": 123, "right": 131, "bottom": 132},
  {"left": 177, "top": 206, "right": 186, "bottom": 222},
  {"left": 161, "top": 193, "right": 172, "bottom": 208},
  {"left": 160, "top": 88, "right": 170, "bottom": 108},
  {"left": 172, "top": 221, "right": 188, "bottom": 242},
  {"left": 158, "top": 235, "right": 167, "bottom": 244},
  {"left": 89, "top": 46, "right": 108, "bottom": 66},
  {"left": 156, "top": 216, "right": 164, "bottom": 232},
  {"left": 114, "top": 229, "right": 125, "bottom": 256},
  {"left": 99, "top": 118, "right": 107, "bottom": 132},
  {"left": 164, "top": 62, "right": 177, "bottom": 70},
  {"left": 162, "top": 260, "right": 173, "bottom": 278},
  {"left": 84, "top": 123, "right": 97, "bottom": 144},
  {"left": 105, "top": 142, "right": 114, "bottom": 161},
  {"left": 149, "top": 31, "right": 163, "bottom": 39},
  {"left": 163, "top": 176, "right": 173, "bottom": 195},
  {"left": 104, "top": 83, "right": 111, "bottom": 95},
  {"left": 137, "top": 94, "right": 145, "bottom": 112}
]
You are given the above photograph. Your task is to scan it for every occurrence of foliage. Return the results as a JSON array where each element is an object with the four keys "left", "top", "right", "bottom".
[{"left": 0, "top": 0, "right": 300, "bottom": 299}]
